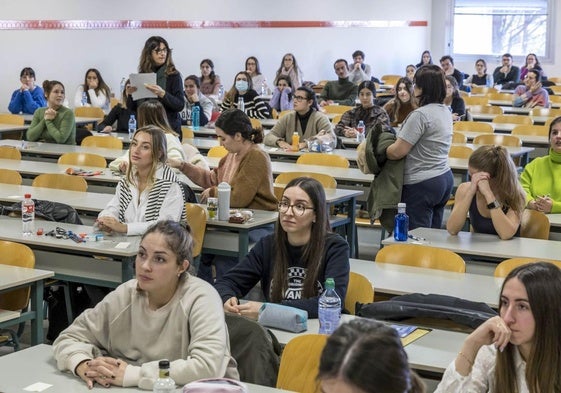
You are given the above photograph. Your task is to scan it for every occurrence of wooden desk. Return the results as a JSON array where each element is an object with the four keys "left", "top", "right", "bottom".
[
  {"left": 0, "top": 344, "right": 294, "bottom": 392},
  {"left": 0, "top": 139, "right": 123, "bottom": 162},
  {"left": 459, "top": 131, "right": 549, "bottom": 148},
  {"left": 549, "top": 214, "right": 561, "bottom": 233},
  {"left": 0, "top": 264, "right": 53, "bottom": 345},
  {"left": 0, "top": 123, "right": 28, "bottom": 140},
  {"left": 382, "top": 227, "right": 561, "bottom": 262},
  {"left": 350, "top": 259, "right": 502, "bottom": 308},
  {"left": 20, "top": 114, "right": 102, "bottom": 127}
]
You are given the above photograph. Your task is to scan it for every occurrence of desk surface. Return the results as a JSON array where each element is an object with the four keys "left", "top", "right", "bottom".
[
  {"left": 0, "top": 264, "right": 53, "bottom": 291},
  {"left": 0, "top": 344, "right": 293, "bottom": 393},
  {"left": 0, "top": 139, "right": 124, "bottom": 160},
  {"left": 350, "top": 259, "right": 502, "bottom": 308},
  {"left": 549, "top": 214, "right": 561, "bottom": 228},
  {"left": 0, "top": 123, "right": 28, "bottom": 132},
  {"left": 383, "top": 227, "right": 561, "bottom": 261},
  {"left": 459, "top": 131, "right": 549, "bottom": 147}
]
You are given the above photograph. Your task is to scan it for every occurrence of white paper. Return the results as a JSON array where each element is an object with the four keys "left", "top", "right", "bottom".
[
  {"left": 115, "top": 242, "right": 131, "bottom": 249},
  {"left": 23, "top": 382, "right": 53, "bottom": 392},
  {"left": 129, "top": 73, "right": 157, "bottom": 100}
]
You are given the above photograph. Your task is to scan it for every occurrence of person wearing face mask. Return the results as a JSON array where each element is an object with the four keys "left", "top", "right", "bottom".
[
  {"left": 180, "top": 75, "right": 213, "bottom": 127},
  {"left": 383, "top": 77, "right": 417, "bottom": 127},
  {"left": 219, "top": 71, "right": 270, "bottom": 119},
  {"left": 8, "top": 67, "right": 46, "bottom": 114}
]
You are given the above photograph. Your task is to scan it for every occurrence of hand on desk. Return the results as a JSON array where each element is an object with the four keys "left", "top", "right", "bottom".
[
  {"left": 224, "top": 297, "right": 263, "bottom": 320},
  {"left": 530, "top": 196, "right": 552, "bottom": 213},
  {"left": 76, "top": 357, "right": 128, "bottom": 388},
  {"left": 96, "top": 216, "right": 127, "bottom": 234}
]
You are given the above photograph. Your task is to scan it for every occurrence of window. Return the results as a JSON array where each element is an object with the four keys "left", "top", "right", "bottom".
[{"left": 452, "top": 0, "right": 552, "bottom": 59}]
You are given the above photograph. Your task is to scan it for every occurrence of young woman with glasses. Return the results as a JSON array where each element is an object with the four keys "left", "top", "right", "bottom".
[{"left": 214, "top": 177, "right": 350, "bottom": 319}]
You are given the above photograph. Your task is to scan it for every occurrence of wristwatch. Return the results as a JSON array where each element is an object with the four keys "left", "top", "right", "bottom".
[{"left": 486, "top": 200, "right": 501, "bottom": 209}]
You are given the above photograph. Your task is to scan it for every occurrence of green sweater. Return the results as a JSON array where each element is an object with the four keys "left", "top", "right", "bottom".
[
  {"left": 520, "top": 149, "right": 561, "bottom": 213},
  {"left": 320, "top": 77, "right": 358, "bottom": 106},
  {"left": 26, "top": 106, "right": 76, "bottom": 145}
]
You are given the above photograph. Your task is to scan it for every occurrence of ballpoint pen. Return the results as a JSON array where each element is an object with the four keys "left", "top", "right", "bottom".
[{"left": 408, "top": 234, "right": 426, "bottom": 242}]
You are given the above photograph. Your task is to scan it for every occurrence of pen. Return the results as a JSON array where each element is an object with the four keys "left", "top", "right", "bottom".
[{"left": 408, "top": 234, "right": 426, "bottom": 242}]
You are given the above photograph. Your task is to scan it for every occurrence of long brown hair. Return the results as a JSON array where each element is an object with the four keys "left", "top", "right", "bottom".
[
  {"left": 82, "top": 68, "right": 111, "bottom": 102},
  {"left": 126, "top": 125, "right": 168, "bottom": 186},
  {"left": 137, "top": 100, "right": 178, "bottom": 137},
  {"left": 225, "top": 71, "right": 253, "bottom": 103},
  {"left": 138, "top": 36, "right": 178, "bottom": 75},
  {"left": 270, "top": 177, "right": 330, "bottom": 302},
  {"left": 494, "top": 262, "right": 561, "bottom": 393},
  {"left": 468, "top": 145, "right": 526, "bottom": 215}
]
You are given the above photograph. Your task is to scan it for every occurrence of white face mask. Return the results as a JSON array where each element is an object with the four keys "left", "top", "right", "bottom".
[{"left": 235, "top": 80, "right": 249, "bottom": 91}]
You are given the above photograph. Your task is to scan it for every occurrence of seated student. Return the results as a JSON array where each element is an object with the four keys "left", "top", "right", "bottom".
[
  {"left": 27, "top": 80, "right": 76, "bottom": 145},
  {"left": 319, "top": 59, "right": 358, "bottom": 107},
  {"left": 97, "top": 125, "right": 185, "bottom": 236},
  {"left": 415, "top": 50, "right": 433, "bottom": 68},
  {"left": 318, "top": 319, "right": 426, "bottom": 393},
  {"left": 405, "top": 64, "right": 416, "bottom": 82},
  {"left": 199, "top": 58, "right": 222, "bottom": 96},
  {"left": 74, "top": 68, "right": 111, "bottom": 114},
  {"left": 96, "top": 78, "right": 134, "bottom": 133},
  {"left": 513, "top": 69, "right": 549, "bottom": 108},
  {"left": 8, "top": 67, "right": 46, "bottom": 114},
  {"left": 520, "top": 53, "right": 546, "bottom": 81},
  {"left": 440, "top": 55, "right": 465, "bottom": 90},
  {"left": 520, "top": 116, "right": 561, "bottom": 213},
  {"left": 180, "top": 75, "right": 213, "bottom": 127},
  {"left": 219, "top": 71, "right": 270, "bottom": 119},
  {"left": 493, "top": 53, "right": 520, "bottom": 87},
  {"left": 274, "top": 53, "right": 303, "bottom": 90},
  {"left": 245, "top": 56, "right": 267, "bottom": 93},
  {"left": 436, "top": 262, "right": 561, "bottom": 393},
  {"left": 53, "top": 220, "right": 239, "bottom": 390},
  {"left": 214, "top": 177, "right": 350, "bottom": 319},
  {"left": 334, "top": 80, "right": 391, "bottom": 138},
  {"left": 383, "top": 77, "right": 417, "bottom": 127},
  {"left": 264, "top": 86, "right": 333, "bottom": 150},
  {"left": 465, "top": 59, "right": 494, "bottom": 88},
  {"left": 444, "top": 76, "right": 466, "bottom": 122},
  {"left": 348, "top": 50, "right": 372, "bottom": 84},
  {"left": 447, "top": 145, "right": 525, "bottom": 240},
  {"left": 269, "top": 75, "right": 293, "bottom": 112}
]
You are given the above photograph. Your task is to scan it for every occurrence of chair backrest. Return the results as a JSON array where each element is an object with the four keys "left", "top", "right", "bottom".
[
  {"left": 548, "top": 85, "right": 561, "bottom": 95},
  {"left": 470, "top": 86, "right": 498, "bottom": 95},
  {"left": 549, "top": 95, "right": 561, "bottom": 105},
  {"left": 58, "top": 152, "right": 107, "bottom": 168},
  {"left": 277, "top": 334, "right": 327, "bottom": 393},
  {"left": 322, "top": 105, "right": 354, "bottom": 114},
  {"left": 375, "top": 244, "right": 466, "bottom": 273},
  {"left": 0, "top": 241, "right": 35, "bottom": 311},
  {"left": 32, "top": 173, "right": 88, "bottom": 192},
  {"left": 185, "top": 203, "right": 207, "bottom": 258},
  {"left": 520, "top": 209, "right": 550, "bottom": 240},
  {"left": 0, "top": 168, "right": 23, "bottom": 185},
  {"left": 0, "top": 146, "right": 22, "bottom": 160},
  {"left": 511, "top": 125, "right": 549, "bottom": 137},
  {"left": 492, "top": 115, "right": 533, "bottom": 125},
  {"left": 331, "top": 114, "right": 342, "bottom": 124},
  {"left": 74, "top": 106, "right": 105, "bottom": 119},
  {"left": 278, "top": 110, "right": 293, "bottom": 118},
  {"left": 81, "top": 135, "right": 123, "bottom": 149},
  {"left": 345, "top": 272, "right": 375, "bottom": 315},
  {"left": 181, "top": 126, "right": 195, "bottom": 140},
  {"left": 472, "top": 134, "right": 522, "bottom": 147},
  {"left": 453, "top": 121, "right": 494, "bottom": 133},
  {"left": 275, "top": 172, "right": 337, "bottom": 200},
  {"left": 467, "top": 105, "right": 504, "bottom": 115},
  {"left": 531, "top": 107, "right": 561, "bottom": 118},
  {"left": 548, "top": 76, "right": 561, "bottom": 84},
  {"left": 463, "top": 96, "right": 489, "bottom": 106},
  {"left": 381, "top": 74, "right": 401, "bottom": 86},
  {"left": 0, "top": 114, "right": 25, "bottom": 125},
  {"left": 451, "top": 132, "right": 467, "bottom": 143},
  {"left": 449, "top": 145, "right": 474, "bottom": 159},
  {"left": 487, "top": 93, "right": 514, "bottom": 101},
  {"left": 296, "top": 153, "right": 350, "bottom": 168},
  {"left": 207, "top": 145, "right": 229, "bottom": 158},
  {"left": 271, "top": 108, "right": 279, "bottom": 119},
  {"left": 250, "top": 118, "right": 263, "bottom": 131},
  {"left": 110, "top": 97, "right": 120, "bottom": 108},
  {"left": 494, "top": 258, "right": 561, "bottom": 278}
]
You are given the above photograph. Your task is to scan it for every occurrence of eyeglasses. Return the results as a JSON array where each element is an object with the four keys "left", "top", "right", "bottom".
[
  {"left": 293, "top": 95, "right": 308, "bottom": 102},
  {"left": 278, "top": 201, "right": 314, "bottom": 216},
  {"left": 153, "top": 47, "right": 168, "bottom": 54}
]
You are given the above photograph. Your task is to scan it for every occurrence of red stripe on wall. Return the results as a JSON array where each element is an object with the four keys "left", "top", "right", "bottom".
[{"left": 0, "top": 20, "right": 428, "bottom": 30}]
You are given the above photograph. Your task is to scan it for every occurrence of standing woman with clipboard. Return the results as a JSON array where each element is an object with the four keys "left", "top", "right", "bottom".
[{"left": 127, "top": 36, "right": 185, "bottom": 137}]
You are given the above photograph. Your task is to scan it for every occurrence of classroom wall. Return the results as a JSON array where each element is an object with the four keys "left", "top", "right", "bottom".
[{"left": 1, "top": 0, "right": 431, "bottom": 111}]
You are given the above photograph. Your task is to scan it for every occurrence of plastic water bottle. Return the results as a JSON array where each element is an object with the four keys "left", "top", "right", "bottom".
[
  {"left": 81, "top": 91, "right": 88, "bottom": 106},
  {"left": 218, "top": 85, "right": 225, "bottom": 100},
  {"left": 22, "top": 194, "right": 35, "bottom": 236},
  {"left": 128, "top": 114, "right": 137, "bottom": 139},
  {"left": 356, "top": 120, "right": 365, "bottom": 142},
  {"left": 152, "top": 360, "right": 175, "bottom": 392},
  {"left": 318, "top": 278, "right": 341, "bottom": 335},
  {"left": 237, "top": 97, "right": 245, "bottom": 112},
  {"left": 394, "top": 203, "right": 409, "bottom": 241},
  {"left": 217, "top": 182, "right": 231, "bottom": 221},
  {"left": 192, "top": 105, "right": 200, "bottom": 131},
  {"left": 120, "top": 77, "right": 126, "bottom": 94},
  {"left": 261, "top": 80, "right": 267, "bottom": 96}
]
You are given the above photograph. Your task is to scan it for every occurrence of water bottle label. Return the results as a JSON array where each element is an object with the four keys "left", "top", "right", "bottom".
[{"left": 319, "top": 307, "right": 341, "bottom": 334}]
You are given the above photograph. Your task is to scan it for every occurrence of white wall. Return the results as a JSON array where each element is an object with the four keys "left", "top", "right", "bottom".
[{"left": 1, "top": 0, "right": 432, "bottom": 111}]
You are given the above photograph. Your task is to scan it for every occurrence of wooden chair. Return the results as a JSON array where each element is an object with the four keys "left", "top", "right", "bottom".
[
  {"left": 375, "top": 244, "right": 466, "bottom": 273},
  {"left": 345, "top": 272, "right": 374, "bottom": 315},
  {"left": 548, "top": 77, "right": 561, "bottom": 84},
  {"left": 322, "top": 105, "right": 354, "bottom": 114},
  {"left": 549, "top": 95, "right": 561, "bottom": 105},
  {"left": 274, "top": 172, "right": 337, "bottom": 201},
  {"left": 58, "top": 152, "right": 107, "bottom": 168},
  {"left": 381, "top": 74, "right": 401, "bottom": 86},
  {"left": 472, "top": 134, "right": 522, "bottom": 147},
  {"left": 0, "top": 241, "right": 35, "bottom": 351},
  {"left": 0, "top": 146, "right": 22, "bottom": 160},
  {"left": 548, "top": 85, "right": 561, "bottom": 95},
  {"left": 207, "top": 145, "right": 229, "bottom": 158},
  {"left": 467, "top": 105, "right": 503, "bottom": 115},
  {"left": 470, "top": 86, "right": 498, "bottom": 95},
  {"left": 511, "top": 125, "right": 549, "bottom": 137},
  {"left": 492, "top": 115, "right": 533, "bottom": 125},
  {"left": 331, "top": 114, "right": 342, "bottom": 124},
  {"left": 296, "top": 153, "right": 350, "bottom": 168},
  {"left": 181, "top": 126, "right": 195, "bottom": 140},
  {"left": 487, "top": 93, "right": 514, "bottom": 101},
  {"left": 250, "top": 118, "right": 263, "bottom": 131},
  {"left": 32, "top": 173, "right": 87, "bottom": 192},
  {"left": 276, "top": 334, "right": 327, "bottom": 393},
  {"left": 463, "top": 96, "right": 489, "bottom": 106},
  {"left": 530, "top": 107, "right": 561, "bottom": 118},
  {"left": 110, "top": 97, "right": 120, "bottom": 108},
  {"left": 81, "top": 135, "right": 123, "bottom": 149},
  {"left": 449, "top": 145, "right": 474, "bottom": 159},
  {"left": 278, "top": 110, "right": 293, "bottom": 118},
  {"left": 74, "top": 106, "right": 105, "bottom": 119},
  {"left": 451, "top": 132, "right": 467, "bottom": 143},
  {"left": 494, "top": 258, "right": 561, "bottom": 278},
  {"left": 185, "top": 203, "right": 207, "bottom": 272},
  {"left": 520, "top": 209, "right": 550, "bottom": 240},
  {"left": 0, "top": 114, "right": 25, "bottom": 125},
  {"left": 453, "top": 121, "right": 494, "bottom": 133},
  {"left": 0, "top": 169, "right": 22, "bottom": 185}
]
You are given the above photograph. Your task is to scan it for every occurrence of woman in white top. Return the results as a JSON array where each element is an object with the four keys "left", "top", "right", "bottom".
[
  {"left": 274, "top": 53, "right": 303, "bottom": 89},
  {"left": 97, "top": 125, "right": 185, "bottom": 236},
  {"left": 245, "top": 56, "right": 267, "bottom": 93},
  {"left": 436, "top": 261, "right": 561, "bottom": 393},
  {"left": 74, "top": 68, "right": 111, "bottom": 113}
]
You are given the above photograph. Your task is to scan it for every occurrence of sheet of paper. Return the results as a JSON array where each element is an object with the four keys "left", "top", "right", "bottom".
[
  {"left": 23, "top": 382, "right": 53, "bottom": 392},
  {"left": 129, "top": 73, "right": 157, "bottom": 100}
]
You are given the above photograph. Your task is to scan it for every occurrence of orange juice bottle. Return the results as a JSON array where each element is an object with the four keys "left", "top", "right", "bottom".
[{"left": 292, "top": 132, "right": 300, "bottom": 151}]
